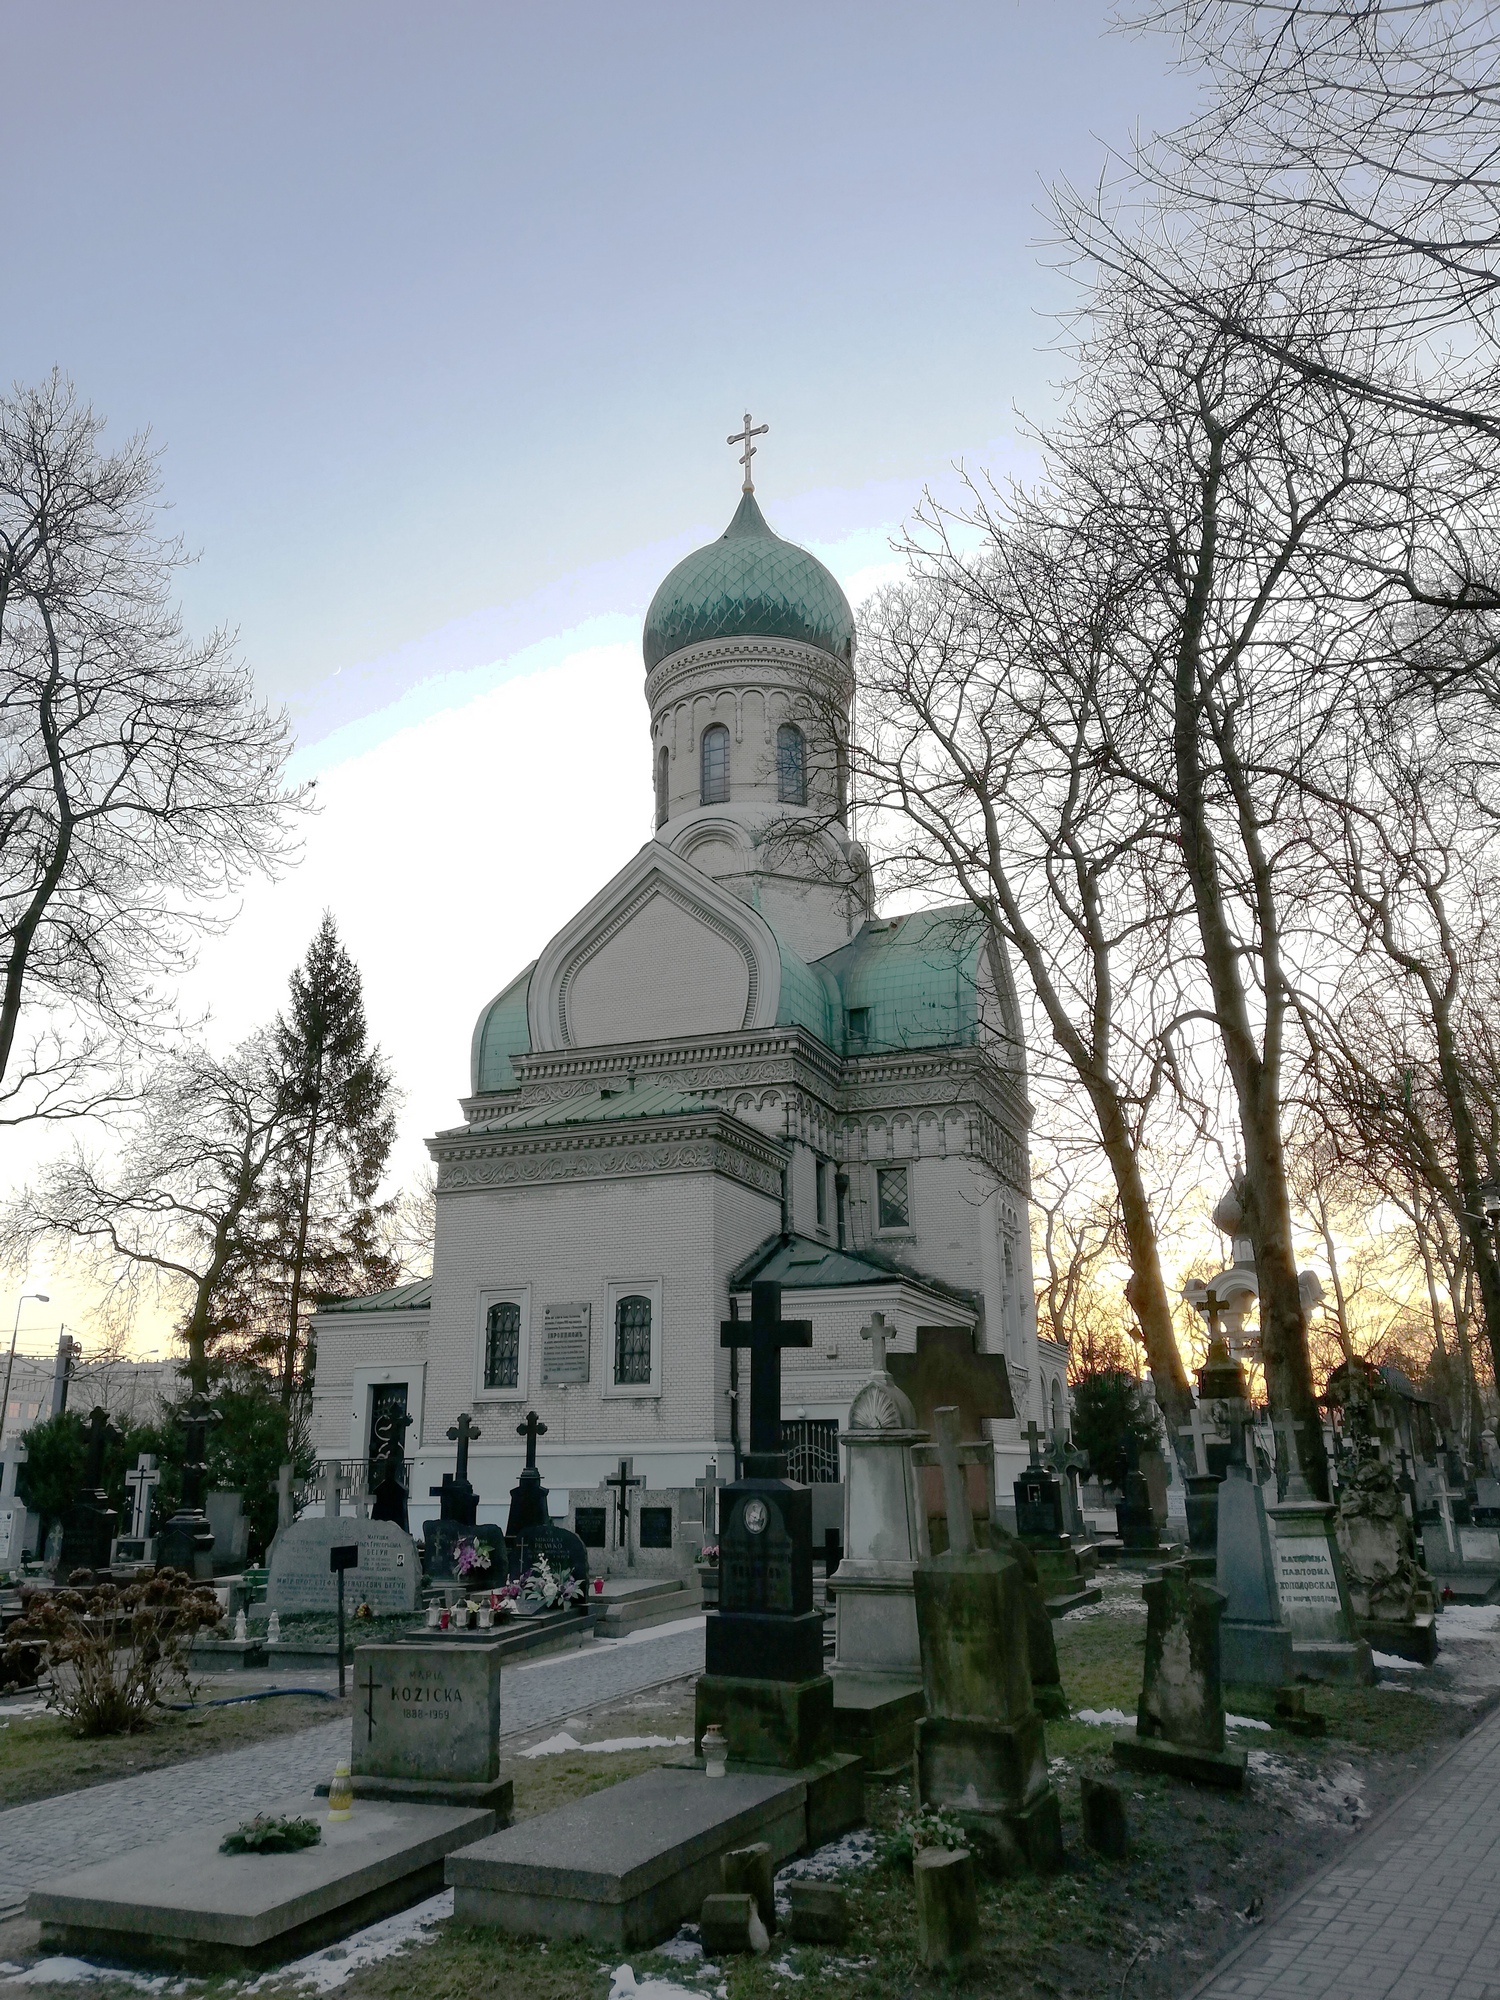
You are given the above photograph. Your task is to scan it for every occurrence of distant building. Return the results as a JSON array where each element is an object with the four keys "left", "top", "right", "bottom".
[{"left": 2, "top": 1344, "right": 180, "bottom": 1444}]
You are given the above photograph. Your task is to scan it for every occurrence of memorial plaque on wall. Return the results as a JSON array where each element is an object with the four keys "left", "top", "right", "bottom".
[{"left": 542, "top": 1302, "right": 591, "bottom": 1385}]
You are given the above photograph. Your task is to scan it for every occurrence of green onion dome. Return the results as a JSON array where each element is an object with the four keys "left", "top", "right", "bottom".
[{"left": 642, "top": 491, "right": 855, "bottom": 672}]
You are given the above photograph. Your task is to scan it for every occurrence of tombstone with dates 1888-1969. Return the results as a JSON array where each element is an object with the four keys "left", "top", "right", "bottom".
[
  {"left": 700, "top": 1283, "right": 828, "bottom": 1768},
  {"left": 349, "top": 1638, "right": 514, "bottom": 1815}
]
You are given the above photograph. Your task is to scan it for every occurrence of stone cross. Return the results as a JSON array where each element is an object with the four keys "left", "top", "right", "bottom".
[
  {"left": 931, "top": 1406, "right": 976, "bottom": 1558},
  {"left": 721, "top": 1280, "right": 813, "bottom": 1458},
  {"left": 1433, "top": 1463, "right": 1463, "bottom": 1554},
  {"left": 323, "top": 1458, "right": 344, "bottom": 1520},
  {"left": 605, "top": 1457, "right": 643, "bottom": 1557},
  {"left": 124, "top": 1455, "right": 160, "bottom": 1540},
  {"left": 694, "top": 1461, "right": 723, "bottom": 1541},
  {"left": 1020, "top": 1418, "right": 1046, "bottom": 1468},
  {"left": 1270, "top": 1407, "right": 1313, "bottom": 1501},
  {"left": 516, "top": 1410, "right": 547, "bottom": 1470},
  {"left": 727, "top": 411, "right": 769, "bottom": 492},
  {"left": 276, "top": 1462, "right": 295, "bottom": 1533},
  {"left": 859, "top": 1311, "right": 892, "bottom": 1375},
  {"left": 447, "top": 1412, "right": 481, "bottom": 1483},
  {"left": 81, "top": 1406, "right": 120, "bottom": 1490},
  {"left": 1178, "top": 1402, "right": 1220, "bottom": 1480}
]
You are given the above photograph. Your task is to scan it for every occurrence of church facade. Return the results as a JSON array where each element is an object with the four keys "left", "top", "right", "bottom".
[{"left": 310, "top": 459, "right": 1066, "bottom": 1549}]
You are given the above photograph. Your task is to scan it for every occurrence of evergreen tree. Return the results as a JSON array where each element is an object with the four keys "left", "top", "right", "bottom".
[{"left": 270, "top": 915, "right": 397, "bottom": 1423}]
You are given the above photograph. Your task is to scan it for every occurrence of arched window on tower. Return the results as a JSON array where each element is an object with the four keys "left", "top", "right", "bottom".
[
  {"left": 776, "top": 723, "right": 807, "bottom": 805},
  {"left": 655, "top": 745, "right": 669, "bottom": 828},
  {"left": 700, "top": 724, "right": 730, "bottom": 805}
]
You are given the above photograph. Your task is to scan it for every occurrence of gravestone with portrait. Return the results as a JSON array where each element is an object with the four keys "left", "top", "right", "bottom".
[
  {"left": 349, "top": 1636, "right": 514, "bottom": 1813},
  {"left": 697, "top": 1282, "right": 860, "bottom": 1842},
  {"left": 1266, "top": 1409, "right": 1373, "bottom": 1684},
  {"left": 1013, "top": 1419, "right": 1096, "bottom": 1600}
]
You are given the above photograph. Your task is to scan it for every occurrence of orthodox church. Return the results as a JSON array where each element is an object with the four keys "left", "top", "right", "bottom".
[{"left": 311, "top": 432, "right": 1065, "bottom": 1557}]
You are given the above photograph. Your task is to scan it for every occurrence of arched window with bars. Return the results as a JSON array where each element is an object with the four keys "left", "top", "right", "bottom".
[
  {"left": 484, "top": 1300, "right": 520, "bottom": 1390},
  {"left": 700, "top": 723, "right": 729, "bottom": 805},
  {"left": 776, "top": 723, "right": 807, "bottom": 805},
  {"left": 614, "top": 1294, "right": 653, "bottom": 1385}
]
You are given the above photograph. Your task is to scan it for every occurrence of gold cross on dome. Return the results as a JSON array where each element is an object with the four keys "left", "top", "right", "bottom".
[{"left": 727, "top": 411, "right": 768, "bottom": 491}]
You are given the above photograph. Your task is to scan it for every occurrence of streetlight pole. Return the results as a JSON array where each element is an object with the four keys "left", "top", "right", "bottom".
[{"left": 2, "top": 1294, "right": 49, "bottom": 1447}]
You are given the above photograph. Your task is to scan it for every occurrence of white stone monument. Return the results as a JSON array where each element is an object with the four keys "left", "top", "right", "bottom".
[
  {"left": 1266, "top": 1411, "right": 1373, "bottom": 1684},
  {"left": 0, "top": 1442, "right": 36, "bottom": 1569},
  {"left": 110, "top": 1453, "right": 161, "bottom": 1565},
  {"left": 834, "top": 1312, "right": 928, "bottom": 1676}
]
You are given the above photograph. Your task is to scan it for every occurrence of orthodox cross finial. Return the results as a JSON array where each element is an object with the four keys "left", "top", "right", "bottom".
[{"left": 727, "top": 411, "right": 768, "bottom": 492}]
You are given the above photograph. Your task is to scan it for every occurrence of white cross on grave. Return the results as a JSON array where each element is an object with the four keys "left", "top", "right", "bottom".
[
  {"left": 1433, "top": 1464, "right": 1463, "bottom": 1555},
  {"left": 859, "top": 1311, "right": 892, "bottom": 1375},
  {"left": 1178, "top": 1402, "right": 1221, "bottom": 1480},
  {"left": 694, "top": 1461, "right": 723, "bottom": 1541},
  {"left": 124, "top": 1456, "right": 161, "bottom": 1540}
]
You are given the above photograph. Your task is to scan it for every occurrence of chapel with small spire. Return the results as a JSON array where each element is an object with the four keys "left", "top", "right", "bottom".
[{"left": 310, "top": 423, "right": 1064, "bottom": 1565}]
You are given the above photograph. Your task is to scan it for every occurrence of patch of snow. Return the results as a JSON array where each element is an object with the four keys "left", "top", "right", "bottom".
[
  {"left": 1225, "top": 1714, "right": 1272, "bottom": 1731},
  {"left": 520, "top": 1731, "right": 692, "bottom": 1758},
  {"left": 1247, "top": 1751, "right": 1367, "bottom": 1827},
  {"left": 0, "top": 1963, "right": 169, "bottom": 1991},
  {"left": 1437, "top": 1604, "right": 1500, "bottom": 1637},
  {"left": 607, "top": 1969, "right": 707, "bottom": 2000},
  {"left": 1073, "top": 1708, "right": 1132, "bottom": 1727},
  {"left": 1372, "top": 1652, "right": 1424, "bottom": 1671},
  {"left": 768, "top": 1958, "right": 802, "bottom": 1980},
  {"left": 247, "top": 1889, "right": 452, "bottom": 1992},
  {"left": 650, "top": 1930, "right": 703, "bottom": 1965},
  {"left": 774, "top": 1829, "right": 876, "bottom": 1918}
]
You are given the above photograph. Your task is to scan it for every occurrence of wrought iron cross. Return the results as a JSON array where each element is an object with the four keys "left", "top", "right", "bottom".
[
  {"left": 516, "top": 1410, "right": 547, "bottom": 1471},
  {"left": 447, "top": 1412, "right": 481, "bottom": 1482},
  {"left": 721, "top": 1280, "right": 812, "bottom": 1458},
  {"left": 727, "top": 411, "right": 768, "bottom": 492},
  {"left": 605, "top": 1458, "right": 643, "bottom": 1555}
]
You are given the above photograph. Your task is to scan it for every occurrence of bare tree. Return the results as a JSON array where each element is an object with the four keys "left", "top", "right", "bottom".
[
  {"left": 0, "top": 373, "right": 303, "bottom": 1127},
  {"left": 0, "top": 1035, "right": 294, "bottom": 1393},
  {"left": 847, "top": 523, "right": 1200, "bottom": 1446}
]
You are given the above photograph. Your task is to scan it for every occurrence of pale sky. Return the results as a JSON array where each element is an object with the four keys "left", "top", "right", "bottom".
[{"left": 1, "top": 3, "right": 1200, "bottom": 1352}]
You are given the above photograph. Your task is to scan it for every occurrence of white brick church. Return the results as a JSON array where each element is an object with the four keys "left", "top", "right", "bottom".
[{"left": 310, "top": 445, "right": 1065, "bottom": 1549}]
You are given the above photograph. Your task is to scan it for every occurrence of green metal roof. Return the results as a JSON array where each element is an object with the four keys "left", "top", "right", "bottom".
[
  {"left": 729, "top": 1232, "right": 977, "bottom": 1311},
  {"left": 317, "top": 1279, "right": 432, "bottom": 1315},
  {"left": 643, "top": 492, "right": 855, "bottom": 672},
  {"left": 771, "top": 931, "right": 843, "bottom": 1047},
  {"left": 470, "top": 1082, "right": 723, "bottom": 1132},
  {"left": 815, "top": 907, "right": 984, "bottom": 1057},
  {"left": 473, "top": 964, "right": 534, "bottom": 1094}
]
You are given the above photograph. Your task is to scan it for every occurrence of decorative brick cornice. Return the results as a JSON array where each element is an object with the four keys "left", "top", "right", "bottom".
[
  {"left": 430, "top": 1108, "right": 788, "bottom": 1200},
  {"left": 645, "top": 634, "right": 853, "bottom": 714}
]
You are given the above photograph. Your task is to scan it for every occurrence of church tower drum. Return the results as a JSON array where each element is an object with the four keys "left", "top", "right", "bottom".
[{"left": 642, "top": 417, "right": 872, "bottom": 962}]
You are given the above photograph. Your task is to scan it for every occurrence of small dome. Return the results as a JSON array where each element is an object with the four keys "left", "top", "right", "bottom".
[{"left": 643, "top": 492, "right": 855, "bottom": 672}]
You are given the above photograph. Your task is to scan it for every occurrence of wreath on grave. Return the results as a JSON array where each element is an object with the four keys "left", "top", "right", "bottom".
[{"left": 220, "top": 1815, "right": 322, "bottom": 1855}]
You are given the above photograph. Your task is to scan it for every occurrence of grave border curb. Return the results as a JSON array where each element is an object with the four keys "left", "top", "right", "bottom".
[{"left": 1175, "top": 1686, "right": 1500, "bottom": 2000}]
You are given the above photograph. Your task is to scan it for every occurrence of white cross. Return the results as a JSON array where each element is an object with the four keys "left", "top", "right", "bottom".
[
  {"left": 124, "top": 1455, "right": 160, "bottom": 1540},
  {"left": 1178, "top": 1403, "right": 1220, "bottom": 1480},
  {"left": 859, "top": 1311, "right": 892, "bottom": 1375}
]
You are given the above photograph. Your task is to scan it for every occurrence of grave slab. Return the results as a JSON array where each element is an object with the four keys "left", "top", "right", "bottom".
[
  {"left": 30, "top": 1802, "right": 495, "bottom": 1971},
  {"left": 266, "top": 1516, "right": 420, "bottom": 1615},
  {"left": 446, "top": 1765, "right": 807, "bottom": 1947},
  {"left": 829, "top": 1669, "right": 924, "bottom": 1775}
]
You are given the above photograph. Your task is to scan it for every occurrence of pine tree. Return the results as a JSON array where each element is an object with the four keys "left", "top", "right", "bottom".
[{"left": 272, "top": 915, "right": 398, "bottom": 1423}]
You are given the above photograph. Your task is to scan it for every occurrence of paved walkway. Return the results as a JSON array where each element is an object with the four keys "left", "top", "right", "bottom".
[
  {"left": 1192, "top": 1703, "right": 1500, "bottom": 2000},
  {"left": 0, "top": 1616, "right": 705, "bottom": 1914}
]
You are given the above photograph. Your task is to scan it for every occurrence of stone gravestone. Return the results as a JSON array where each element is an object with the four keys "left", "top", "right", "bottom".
[
  {"left": 505, "top": 1410, "right": 588, "bottom": 1588},
  {"left": 205, "top": 1490, "right": 249, "bottom": 1572},
  {"left": 1043, "top": 1430, "right": 1092, "bottom": 1545},
  {"left": 349, "top": 1638, "right": 514, "bottom": 1812},
  {"left": 1113, "top": 1557, "right": 1246, "bottom": 1789},
  {"left": 1014, "top": 1419, "right": 1095, "bottom": 1599},
  {"left": 1215, "top": 1403, "right": 1293, "bottom": 1687},
  {"left": 110, "top": 1454, "right": 160, "bottom": 1566},
  {"left": 157, "top": 1397, "right": 218, "bottom": 1578},
  {"left": 833, "top": 1312, "right": 927, "bottom": 1678},
  {"left": 59, "top": 1408, "right": 120, "bottom": 1575},
  {"left": 0, "top": 1441, "right": 37, "bottom": 1569},
  {"left": 424, "top": 1413, "right": 506, "bottom": 1585},
  {"left": 1266, "top": 1409, "right": 1373, "bottom": 1684},
  {"left": 1115, "top": 1433, "right": 1171, "bottom": 1555},
  {"left": 266, "top": 1515, "right": 421, "bottom": 1613},
  {"left": 699, "top": 1282, "right": 833, "bottom": 1772},
  {"left": 912, "top": 1407, "right": 1062, "bottom": 1872},
  {"left": 1334, "top": 1406, "right": 1439, "bottom": 1663}
]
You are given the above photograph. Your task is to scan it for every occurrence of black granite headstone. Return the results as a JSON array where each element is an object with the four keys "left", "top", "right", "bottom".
[{"left": 1014, "top": 1468, "right": 1065, "bottom": 1542}]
